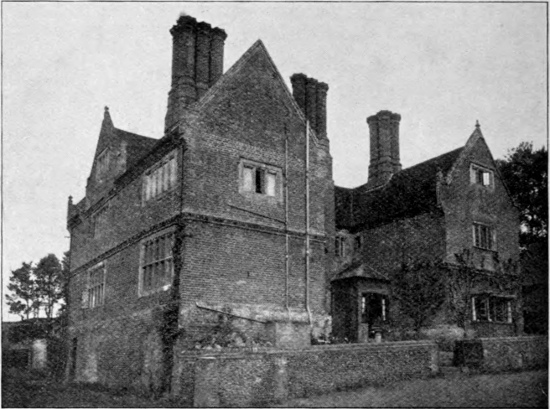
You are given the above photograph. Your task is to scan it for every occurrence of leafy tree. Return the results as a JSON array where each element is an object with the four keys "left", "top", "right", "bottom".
[
  {"left": 6, "top": 254, "right": 66, "bottom": 320},
  {"left": 6, "top": 262, "right": 38, "bottom": 320},
  {"left": 58, "top": 251, "right": 70, "bottom": 319},
  {"left": 34, "top": 254, "right": 63, "bottom": 319},
  {"left": 393, "top": 257, "right": 447, "bottom": 333},
  {"left": 496, "top": 142, "right": 548, "bottom": 248},
  {"left": 448, "top": 250, "right": 477, "bottom": 332}
]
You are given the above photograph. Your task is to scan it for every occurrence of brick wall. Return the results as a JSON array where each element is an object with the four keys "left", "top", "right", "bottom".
[
  {"left": 352, "top": 212, "right": 446, "bottom": 276},
  {"left": 457, "top": 336, "right": 547, "bottom": 372},
  {"left": 172, "top": 340, "right": 438, "bottom": 406},
  {"left": 441, "top": 137, "right": 520, "bottom": 271},
  {"left": 67, "top": 26, "right": 334, "bottom": 391}
]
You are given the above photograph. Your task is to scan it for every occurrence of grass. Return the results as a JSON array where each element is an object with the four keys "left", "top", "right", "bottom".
[
  {"left": 2, "top": 367, "right": 547, "bottom": 408},
  {"left": 277, "top": 370, "right": 548, "bottom": 408},
  {"left": 1, "top": 367, "right": 187, "bottom": 408}
]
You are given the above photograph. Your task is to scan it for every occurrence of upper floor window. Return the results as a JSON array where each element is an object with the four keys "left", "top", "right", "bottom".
[
  {"left": 239, "top": 160, "right": 281, "bottom": 198},
  {"left": 473, "top": 223, "right": 496, "bottom": 251},
  {"left": 335, "top": 236, "right": 346, "bottom": 257},
  {"left": 472, "top": 296, "right": 512, "bottom": 323},
  {"left": 144, "top": 153, "right": 177, "bottom": 201},
  {"left": 82, "top": 263, "right": 105, "bottom": 309},
  {"left": 140, "top": 229, "right": 175, "bottom": 296},
  {"left": 470, "top": 164, "right": 494, "bottom": 187}
]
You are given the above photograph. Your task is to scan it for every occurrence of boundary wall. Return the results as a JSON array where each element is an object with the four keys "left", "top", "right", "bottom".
[
  {"left": 457, "top": 336, "right": 548, "bottom": 372},
  {"left": 171, "top": 340, "right": 438, "bottom": 406}
]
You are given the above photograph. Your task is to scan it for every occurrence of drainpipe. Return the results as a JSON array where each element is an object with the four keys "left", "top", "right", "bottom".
[
  {"left": 285, "top": 132, "right": 291, "bottom": 322},
  {"left": 305, "top": 122, "right": 312, "bottom": 326}
]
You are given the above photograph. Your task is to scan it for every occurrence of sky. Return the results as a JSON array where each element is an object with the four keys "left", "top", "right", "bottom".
[{"left": 2, "top": 2, "right": 547, "bottom": 321}]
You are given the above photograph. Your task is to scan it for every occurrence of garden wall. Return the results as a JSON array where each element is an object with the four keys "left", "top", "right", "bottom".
[
  {"left": 454, "top": 336, "right": 547, "bottom": 372},
  {"left": 480, "top": 336, "right": 547, "bottom": 372},
  {"left": 171, "top": 340, "right": 438, "bottom": 406}
]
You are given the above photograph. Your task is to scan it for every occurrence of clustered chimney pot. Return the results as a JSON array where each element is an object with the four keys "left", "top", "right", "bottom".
[
  {"left": 366, "top": 110, "right": 402, "bottom": 188},
  {"left": 165, "top": 16, "right": 227, "bottom": 132},
  {"left": 290, "top": 73, "right": 329, "bottom": 139}
]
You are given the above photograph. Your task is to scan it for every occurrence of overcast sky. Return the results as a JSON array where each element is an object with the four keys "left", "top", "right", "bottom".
[{"left": 3, "top": 2, "right": 547, "bottom": 320}]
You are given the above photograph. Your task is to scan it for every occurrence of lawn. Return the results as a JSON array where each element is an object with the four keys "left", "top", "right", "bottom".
[
  {"left": 1, "top": 368, "right": 185, "bottom": 408},
  {"left": 2, "top": 367, "right": 547, "bottom": 407},
  {"left": 279, "top": 370, "right": 548, "bottom": 408}
]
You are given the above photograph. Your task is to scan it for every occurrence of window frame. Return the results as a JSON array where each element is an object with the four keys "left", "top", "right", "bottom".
[
  {"left": 143, "top": 151, "right": 178, "bottom": 203},
  {"left": 138, "top": 227, "right": 176, "bottom": 297},
  {"left": 82, "top": 262, "right": 106, "bottom": 309},
  {"left": 335, "top": 236, "right": 346, "bottom": 257},
  {"left": 471, "top": 295, "right": 513, "bottom": 324},
  {"left": 239, "top": 159, "right": 282, "bottom": 200},
  {"left": 470, "top": 163, "right": 494, "bottom": 188},
  {"left": 472, "top": 222, "right": 497, "bottom": 251}
]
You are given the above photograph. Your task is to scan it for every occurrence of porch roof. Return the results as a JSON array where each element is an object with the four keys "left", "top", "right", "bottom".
[{"left": 331, "top": 262, "right": 390, "bottom": 282}]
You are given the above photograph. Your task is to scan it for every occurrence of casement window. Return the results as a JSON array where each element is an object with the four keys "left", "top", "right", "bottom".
[
  {"left": 96, "top": 149, "right": 110, "bottom": 179},
  {"left": 473, "top": 223, "right": 496, "bottom": 251},
  {"left": 472, "top": 296, "right": 512, "bottom": 323},
  {"left": 240, "top": 160, "right": 281, "bottom": 198},
  {"left": 92, "top": 206, "right": 108, "bottom": 238},
  {"left": 139, "top": 229, "right": 175, "bottom": 296},
  {"left": 470, "top": 164, "right": 494, "bottom": 187},
  {"left": 82, "top": 263, "right": 105, "bottom": 309},
  {"left": 144, "top": 153, "right": 177, "bottom": 201},
  {"left": 335, "top": 236, "right": 346, "bottom": 257},
  {"left": 361, "top": 293, "right": 389, "bottom": 325},
  {"left": 354, "top": 235, "right": 362, "bottom": 252}
]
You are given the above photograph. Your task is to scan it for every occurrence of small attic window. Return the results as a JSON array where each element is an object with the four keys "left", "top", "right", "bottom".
[
  {"left": 96, "top": 149, "right": 110, "bottom": 179},
  {"left": 470, "top": 164, "right": 493, "bottom": 187}
]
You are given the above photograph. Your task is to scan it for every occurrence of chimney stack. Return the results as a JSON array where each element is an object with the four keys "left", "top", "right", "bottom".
[
  {"left": 366, "top": 110, "right": 401, "bottom": 188},
  {"left": 165, "top": 15, "right": 227, "bottom": 132},
  {"left": 290, "top": 73, "right": 328, "bottom": 139}
]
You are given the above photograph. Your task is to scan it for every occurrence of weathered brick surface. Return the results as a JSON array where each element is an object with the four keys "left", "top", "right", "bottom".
[
  {"left": 172, "top": 340, "right": 437, "bottom": 406},
  {"left": 333, "top": 127, "right": 522, "bottom": 339},
  {"left": 441, "top": 136, "right": 520, "bottom": 271},
  {"left": 66, "top": 20, "right": 333, "bottom": 390},
  {"left": 459, "top": 336, "right": 548, "bottom": 372}
]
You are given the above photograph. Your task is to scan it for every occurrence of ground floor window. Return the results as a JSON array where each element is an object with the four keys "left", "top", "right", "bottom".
[
  {"left": 82, "top": 263, "right": 105, "bottom": 309},
  {"left": 472, "top": 296, "right": 512, "bottom": 323},
  {"left": 361, "top": 292, "right": 389, "bottom": 329}
]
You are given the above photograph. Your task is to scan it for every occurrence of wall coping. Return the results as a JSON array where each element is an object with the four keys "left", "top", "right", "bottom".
[
  {"left": 477, "top": 335, "right": 548, "bottom": 343},
  {"left": 177, "top": 340, "right": 437, "bottom": 360}
]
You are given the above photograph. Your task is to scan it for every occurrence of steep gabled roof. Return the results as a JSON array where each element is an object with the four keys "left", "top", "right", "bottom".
[
  {"left": 339, "top": 147, "right": 464, "bottom": 232},
  {"left": 191, "top": 39, "right": 319, "bottom": 142},
  {"left": 115, "top": 128, "right": 157, "bottom": 168}
]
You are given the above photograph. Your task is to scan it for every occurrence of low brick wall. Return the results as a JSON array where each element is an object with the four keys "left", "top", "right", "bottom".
[
  {"left": 479, "top": 336, "right": 548, "bottom": 372},
  {"left": 172, "top": 340, "right": 438, "bottom": 406}
]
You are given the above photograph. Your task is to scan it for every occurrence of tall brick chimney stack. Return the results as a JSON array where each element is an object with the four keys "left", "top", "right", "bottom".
[
  {"left": 366, "top": 110, "right": 401, "bottom": 188},
  {"left": 209, "top": 27, "right": 227, "bottom": 86},
  {"left": 290, "top": 73, "right": 328, "bottom": 139},
  {"left": 165, "top": 15, "right": 227, "bottom": 132}
]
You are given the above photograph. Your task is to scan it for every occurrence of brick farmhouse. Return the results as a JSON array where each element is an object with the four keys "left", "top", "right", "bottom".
[{"left": 66, "top": 15, "right": 522, "bottom": 389}]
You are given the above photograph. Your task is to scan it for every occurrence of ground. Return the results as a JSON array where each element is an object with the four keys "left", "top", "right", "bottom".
[
  {"left": 2, "top": 367, "right": 547, "bottom": 407},
  {"left": 278, "top": 370, "right": 548, "bottom": 408}
]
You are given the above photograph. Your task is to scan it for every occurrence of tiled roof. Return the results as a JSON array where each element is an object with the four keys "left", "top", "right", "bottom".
[
  {"left": 337, "top": 147, "right": 464, "bottom": 232},
  {"left": 115, "top": 128, "right": 158, "bottom": 169},
  {"left": 331, "top": 261, "right": 390, "bottom": 282}
]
